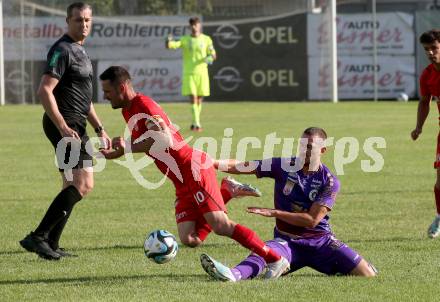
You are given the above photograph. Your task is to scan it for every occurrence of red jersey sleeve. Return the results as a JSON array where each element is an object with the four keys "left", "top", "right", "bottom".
[
  {"left": 136, "top": 96, "right": 171, "bottom": 127},
  {"left": 420, "top": 67, "right": 430, "bottom": 97}
]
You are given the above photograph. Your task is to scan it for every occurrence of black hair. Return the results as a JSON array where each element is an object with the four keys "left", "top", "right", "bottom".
[
  {"left": 419, "top": 29, "right": 440, "bottom": 44},
  {"left": 99, "top": 66, "right": 131, "bottom": 85},
  {"left": 67, "top": 3, "right": 92, "bottom": 18},
  {"left": 303, "top": 127, "right": 327, "bottom": 139},
  {"left": 189, "top": 17, "right": 200, "bottom": 26}
]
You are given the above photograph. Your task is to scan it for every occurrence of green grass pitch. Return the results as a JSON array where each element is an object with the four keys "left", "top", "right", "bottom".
[{"left": 0, "top": 102, "right": 438, "bottom": 301}]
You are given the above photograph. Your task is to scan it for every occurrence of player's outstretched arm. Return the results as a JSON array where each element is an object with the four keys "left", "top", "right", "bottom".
[
  {"left": 214, "top": 159, "right": 258, "bottom": 174},
  {"left": 166, "top": 36, "right": 182, "bottom": 49},
  {"left": 102, "top": 117, "right": 174, "bottom": 159},
  {"left": 247, "top": 203, "right": 329, "bottom": 228},
  {"left": 411, "top": 95, "right": 431, "bottom": 140}
]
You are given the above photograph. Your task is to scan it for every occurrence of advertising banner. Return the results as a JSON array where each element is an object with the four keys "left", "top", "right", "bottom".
[
  {"left": 308, "top": 56, "right": 415, "bottom": 100},
  {"left": 97, "top": 59, "right": 182, "bottom": 102},
  {"left": 308, "top": 12, "right": 414, "bottom": 56},
  {"left": 3, "top": 16, "right": 189, "bottom": 61},
  {"left": 205, "top": 13, "right": 308, "bottom": 100}
]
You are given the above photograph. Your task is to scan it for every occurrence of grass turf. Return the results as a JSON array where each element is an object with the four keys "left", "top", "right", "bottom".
[{"left": 0, "top": 102, "right": 438, "bottom": 301}]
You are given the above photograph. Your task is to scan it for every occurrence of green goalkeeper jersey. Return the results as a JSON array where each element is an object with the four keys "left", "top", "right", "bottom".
[{"left": 168, "top": 34, "right": 216, "bottom": 76}]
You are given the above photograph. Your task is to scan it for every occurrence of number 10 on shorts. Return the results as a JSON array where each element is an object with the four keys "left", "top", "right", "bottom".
[{"left": 194, "top": 191, "right": 206, "bottom": 204}]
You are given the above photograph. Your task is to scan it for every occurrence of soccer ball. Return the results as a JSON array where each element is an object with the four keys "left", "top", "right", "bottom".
[{"left": 143, "top": 230, "right": 178, "bottom": 264}]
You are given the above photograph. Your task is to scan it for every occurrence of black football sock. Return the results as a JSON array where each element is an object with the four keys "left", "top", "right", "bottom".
[
  {"left": 34, "top": 186, "right": 82, "bottom": 239},
  {"left": 48, "top": 210, "right": 72, "bottom": 250}
]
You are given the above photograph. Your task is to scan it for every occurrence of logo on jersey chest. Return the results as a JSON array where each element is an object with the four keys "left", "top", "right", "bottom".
[
  {"left": 308, "top": 189, "right": 318, "bottom": 201},
  {"left": 311, "top": 179, "right": 322, "bottom": 187},
  {"left": 283, "top": 172, "right": 298, "bottom": 195}
]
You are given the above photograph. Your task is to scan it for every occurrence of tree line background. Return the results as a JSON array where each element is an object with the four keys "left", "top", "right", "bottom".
[{"left": 10, "top": 0, "right": 212, "bottom": 17}]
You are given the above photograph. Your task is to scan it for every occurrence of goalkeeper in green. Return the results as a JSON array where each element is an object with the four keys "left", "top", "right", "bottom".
[{"left": 166, "top": 17, "right": 216, "bottom": 132}]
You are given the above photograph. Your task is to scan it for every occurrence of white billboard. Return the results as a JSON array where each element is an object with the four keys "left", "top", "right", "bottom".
[
  {"left": 308, "top": 12, "right": 414, "bottom": 56},
  {"left": 3, "top": 16, "right": 190, "bottom": 61},
  {"left": 308, "top": 56, "right": 415, "bottom": 100},
  {"left": 97, "top": 59, "right": 183, "bottom": 102}
]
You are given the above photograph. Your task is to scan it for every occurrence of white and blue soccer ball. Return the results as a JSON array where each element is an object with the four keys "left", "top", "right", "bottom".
[{"left": 144, "top": 230, "right": 178, "bottom": 264}]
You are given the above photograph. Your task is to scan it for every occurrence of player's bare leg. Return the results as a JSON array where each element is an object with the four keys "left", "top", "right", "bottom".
[
  {"left": 203, "top": 211, "right": 236, "bottom": 237},
  {"left": 177, "top": 220, "right": 204, "bottom": 247},
  {"left": 62, "top": 167, "right": 94, "bottom": 197},
  {"left": 349, "top": 259, "right": 377, "bottom": 277},
  {"left": 428, "top": 168, "right": 440, "bottom": 238}
]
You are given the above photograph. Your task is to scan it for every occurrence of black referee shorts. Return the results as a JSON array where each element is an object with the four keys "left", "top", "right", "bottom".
[{"left": 42, "top": 113, "right": 93, "bottom": 171}]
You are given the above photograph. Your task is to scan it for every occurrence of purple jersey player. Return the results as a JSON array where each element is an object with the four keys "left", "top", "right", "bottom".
[{"left": 200, "top": 127, "right": 377, "bottom": 281}]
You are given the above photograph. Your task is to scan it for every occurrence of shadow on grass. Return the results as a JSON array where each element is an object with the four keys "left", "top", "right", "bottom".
[
  {"left": 0, "top": 272, "right": 334, "bottom": 286},
  {"left": 0, "top": 242, "right": 235, "bottom": 255},
  {"left": 342, "top": 189, "right": 427, "bottom": 195},
  {"left": 71, "top": 242, "right": 234, "bottom": 252},
  {"left": 345, "top": 237, "right": 427, "bottom": 244},
  {"left": 0, "top": 273, "right": 203, "bottom": 286}
]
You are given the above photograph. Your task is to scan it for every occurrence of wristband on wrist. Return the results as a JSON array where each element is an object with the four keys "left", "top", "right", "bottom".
[{"left": 95, "top": 125, "right": 104, "bottom": 134}]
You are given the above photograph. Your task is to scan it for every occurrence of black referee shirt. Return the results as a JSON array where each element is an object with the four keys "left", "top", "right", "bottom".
[{"left": 44, "top": 34, "right": 93, "bottom": 121}]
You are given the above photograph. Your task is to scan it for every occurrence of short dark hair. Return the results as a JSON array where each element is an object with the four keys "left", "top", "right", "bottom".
[
  {"left": 303, "top": 127, "right": 327, "bottom": 140},
  {"left": 419, "top": 29, "right": 440, "bottom": 44},
  {"left": 67, "top": 2, "right": 92, "bottom": 18},
  {"left": 99, "top": 66, "right": 131, "bottom": 85},
  {"left": 189, "top": 17, "right": 200, "bottom": 26}
]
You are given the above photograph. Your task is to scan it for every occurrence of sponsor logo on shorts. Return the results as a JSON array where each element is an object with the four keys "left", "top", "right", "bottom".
[
  {"left": 274, "top": 238, "right": 288, "bottom": 245},
  {"left": 175, "top": 211, "right": 187, "bottom": 220},
  {"left": 329, "top": 236, "right": 344, "bottom": 250}
]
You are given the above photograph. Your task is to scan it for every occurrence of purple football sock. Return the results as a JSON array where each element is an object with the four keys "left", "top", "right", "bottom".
[{"left": 232, "top": 254, "right": 266, "bottom": 280}]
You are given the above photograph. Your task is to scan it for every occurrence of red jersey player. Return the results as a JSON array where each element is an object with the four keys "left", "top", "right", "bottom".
[
  {"left": 411, "top": 29, "right": 440, "bottom": 238},
  {"left": 99, "top": 66, "right": 289, "bottom": 279}
]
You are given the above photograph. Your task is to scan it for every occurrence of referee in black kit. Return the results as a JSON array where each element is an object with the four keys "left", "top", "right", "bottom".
[{"left": 19, "top": 2, "right": 111, "bottom": 260}]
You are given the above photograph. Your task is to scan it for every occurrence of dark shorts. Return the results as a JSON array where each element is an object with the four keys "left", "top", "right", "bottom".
[
  {"left": 43, "top": 113, "right": 93, "bottom": 171},
  {"left": 268, "top": 230, "right": 362, "bottom": 276}
]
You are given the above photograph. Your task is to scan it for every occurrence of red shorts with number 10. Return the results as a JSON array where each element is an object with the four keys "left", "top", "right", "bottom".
[{"left": 174, "top": 151, "right": 226, "bottom": 224}]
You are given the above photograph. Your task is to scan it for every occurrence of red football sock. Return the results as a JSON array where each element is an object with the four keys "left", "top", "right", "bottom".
[
  {"left": 220, "top": 187, "right": 232, "bottom": 204},
  {"left": 434, "top": 186, "right": 440, "bottom": 214},
  {"left": 231, "top": 224, "right": 281, "bottom": 263},
  {"left": 195, "top": 218, "right": 212, "bottom": 242}
]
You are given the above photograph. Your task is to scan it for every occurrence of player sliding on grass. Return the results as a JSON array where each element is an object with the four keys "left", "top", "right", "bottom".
[
  {"left": 99, "top": 66, "right": 289, "bottom": 279},
  {"left": 200, "top": 127, "right": 377, "bottom": 281},
  {"left": 411, "top": 29, "right": 440, "bottom": 238}
]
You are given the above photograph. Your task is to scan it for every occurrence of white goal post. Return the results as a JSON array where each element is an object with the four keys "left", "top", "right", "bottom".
[{"left": 0, "top": 0, "right": 5, "bottom": 106}]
